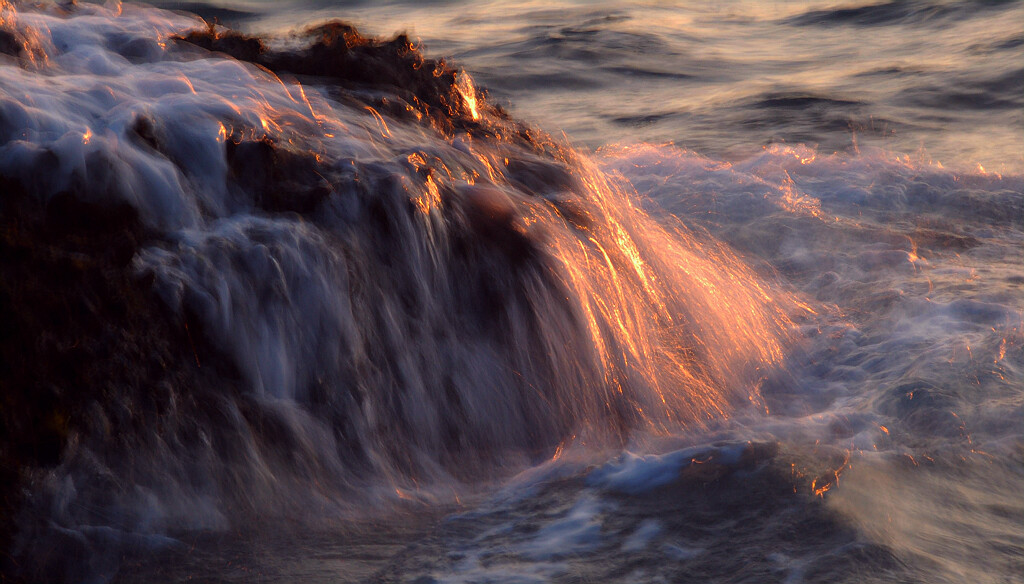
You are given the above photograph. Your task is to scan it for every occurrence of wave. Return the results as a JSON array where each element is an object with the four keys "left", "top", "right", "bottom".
[
  {"left": 786, "top": 0, "right": 1018, "bottom": 28},
  {"left": 5, "top": 2, "right": 1022, "bottom": 583},
  {"left": 0, "top": 2, "right": 793, "bottom": 580}
]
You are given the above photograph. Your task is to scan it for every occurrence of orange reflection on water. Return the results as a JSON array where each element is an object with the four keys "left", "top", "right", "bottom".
[
  {"left": 516, "top": 150, "right": 796, "bottom": 430},
  {"left": 456, "top": 72, "right": 481, "bottom": 121}
]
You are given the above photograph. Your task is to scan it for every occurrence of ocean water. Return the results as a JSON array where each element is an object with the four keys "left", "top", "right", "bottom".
[
  {"left": 162, "top": 0, "right": 1024, "bottom": 171},
  {"left": 0, "top": 1, "right": 1021, "bottom": 583}
]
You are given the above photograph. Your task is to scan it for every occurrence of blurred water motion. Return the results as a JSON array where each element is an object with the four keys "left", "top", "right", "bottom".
[{"left": 0, "top": 1, "right": 1021, "bottom": 583}]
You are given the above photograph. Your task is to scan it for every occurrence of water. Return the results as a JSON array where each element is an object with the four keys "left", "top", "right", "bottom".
[
  {"left": 0, "top": 1, "right": 1020, "bottom": 583},
  {"left": 156, "top": 0, "right": 1024, "bottom": 171}
]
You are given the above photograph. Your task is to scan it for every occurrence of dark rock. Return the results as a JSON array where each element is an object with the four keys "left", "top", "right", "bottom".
[{"left": 0, "top": 175, "right": 212, "bottom": 581}]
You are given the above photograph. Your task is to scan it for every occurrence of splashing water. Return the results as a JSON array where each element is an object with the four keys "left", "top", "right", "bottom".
[
  {"left": 4, "top": 2, "right": 1021, "bottom": 583},
  {"left": 0, "top": 3, "right": 794, "bottom": 577}
]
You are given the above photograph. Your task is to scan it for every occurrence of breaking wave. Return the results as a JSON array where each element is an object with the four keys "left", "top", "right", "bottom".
[{"left": 0, "top": 2, "right": 794, "bottom": 579}]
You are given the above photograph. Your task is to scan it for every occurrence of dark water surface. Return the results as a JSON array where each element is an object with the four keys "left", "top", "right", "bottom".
[{"left": 0, "top": 1, "right": 1021, "bottom": 583}]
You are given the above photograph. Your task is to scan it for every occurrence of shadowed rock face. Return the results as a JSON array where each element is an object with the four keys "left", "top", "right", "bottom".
[
  {"left": 0, "top": 13, "right": 570, "bottom": 581},
  {"left": 0, "top": 177, "right": 207, "bottom": 582},
  {"left": 0, "top": 28, "right": 20, "bottom": 57}
]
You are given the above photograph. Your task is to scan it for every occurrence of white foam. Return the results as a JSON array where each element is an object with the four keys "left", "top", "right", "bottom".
[
  {"left": 0, "top": 2, "right": 381, "bottom": 231},
  {"left": 517, "top": 495, "right": 609, "bottom": 560},
  {"left": 621, "top": 518, "right": 661, "bottom": 552},
  {"left": 586, "top": 443, "right": 746, "bottom": 495}
]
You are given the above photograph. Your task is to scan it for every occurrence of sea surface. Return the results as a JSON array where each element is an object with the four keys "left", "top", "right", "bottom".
[{"left": 0, "top": 1, "right": 1021, "bottom": 583}]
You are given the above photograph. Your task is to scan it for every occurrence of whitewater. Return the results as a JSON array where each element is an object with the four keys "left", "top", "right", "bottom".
[{"left": 0, "top": 1, "right": 1020, "bottom": 583}]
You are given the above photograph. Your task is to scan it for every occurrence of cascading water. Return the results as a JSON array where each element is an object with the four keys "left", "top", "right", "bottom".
[
  {"left": 3, "top": 1, "right": 1021, "bottom": 583},
  {"left": 0, "top": 3, "right": 794, "bottom": 580}
]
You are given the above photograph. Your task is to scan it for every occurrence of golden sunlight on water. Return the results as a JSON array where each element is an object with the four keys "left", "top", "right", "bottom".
[{"left": 527, "top": 152, "right": 798, "bottom": 430}]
